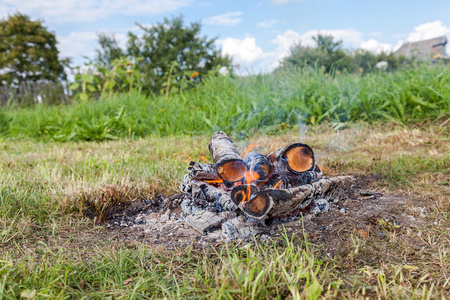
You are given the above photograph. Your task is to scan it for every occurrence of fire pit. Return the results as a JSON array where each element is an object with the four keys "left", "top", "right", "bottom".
[{"left": 179, "top": 131, "right": 355, "bottom": 240}]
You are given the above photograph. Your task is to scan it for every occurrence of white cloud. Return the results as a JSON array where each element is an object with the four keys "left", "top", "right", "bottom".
[
  {"left": 360, "top": 39, "right": 392, "bottom": 54},
  {"left": 218, "top": 37, "right": 271, "bottom": 70},
  {"left": 58, "top": 28, "right": 132, "bottom": 64},
  {"left": 204, "top": 11, "right": 243, "bottom": 26},
  {"left": 393, "top": 40, "right": 404, "bottom": 52},
  {"left": 257, "top": 19, "right": 277, "bottom": 28},
  {"left": 219, "top": 27, "right": 419, "bottom": 74},
  {"left": 1, "top": 0, "right": 191, "bottom": 23},
  {"left": 58, "top": 31, "right": 99, "bottom": 60},
  {"left": 271, "top": 30, "right": 302, "bottom": 61},
  {"left": 406, "top": 20, "right": 450, "bottom": 42}
]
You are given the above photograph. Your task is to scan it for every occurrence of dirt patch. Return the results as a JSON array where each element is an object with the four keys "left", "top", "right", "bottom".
[{"left": 101, "top": 175, "right": 429, "bottom": 251}]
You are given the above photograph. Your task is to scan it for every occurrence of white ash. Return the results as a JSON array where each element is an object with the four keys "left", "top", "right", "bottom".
[
  {"left": 309, "top": 198, "right": 331, "bottom": 215},
  {"left": 222, "top": 216, "right": 262, "bottom": 241},
  {"left": 184, "top": 210, "right": 237, "bottom": 234}
]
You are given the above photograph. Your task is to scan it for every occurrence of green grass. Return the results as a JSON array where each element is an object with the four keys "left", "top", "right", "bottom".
[
  {"left": 0, "top": 124, "right": 449, "bottom": 298},
  {"left": 1, "top": 64, "right": 449, "bottom": 142}
]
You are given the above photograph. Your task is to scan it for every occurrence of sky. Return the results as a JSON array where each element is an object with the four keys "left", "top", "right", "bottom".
[{"left": 2, "top": 0, "right": 450, "bottom": 74}]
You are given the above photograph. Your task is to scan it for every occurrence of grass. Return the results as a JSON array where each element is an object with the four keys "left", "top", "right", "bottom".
[
  {"left": 0, "top": 123, "right": 449, "bottom": 298},
  {"left": 1, "top": 64, "right": 449, "bottom": 142}
]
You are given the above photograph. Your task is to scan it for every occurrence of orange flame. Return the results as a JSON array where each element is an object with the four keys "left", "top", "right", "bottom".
[
  {"left": 205, "top": 179, "right": 223, "bottom": 184},
  {"left": 274, "top": 180, "right": 282, "bottom": 189},
  {"left": 243, "top": 184, "right": 251, "bottom": 206},
  {"left": 244, "top": 170, "right": 260, "bottom": 184},
  {"left": 243, "top": 143, "right": 257, "bottom": 159}
]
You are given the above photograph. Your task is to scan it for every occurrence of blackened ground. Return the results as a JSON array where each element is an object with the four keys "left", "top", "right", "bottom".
[{"left": 100, "top": 175, "right": 430, "bottom": 252}]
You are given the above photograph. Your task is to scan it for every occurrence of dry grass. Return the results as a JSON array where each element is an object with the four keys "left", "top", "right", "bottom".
[{"left": 0, "top": 123, "right": 449, "bottom": 298}]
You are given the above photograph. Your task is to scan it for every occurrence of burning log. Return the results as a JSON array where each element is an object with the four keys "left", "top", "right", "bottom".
[
  {"left": 243, "top": 152, "right": 274, "bottom": 184},
  {"left": 268, "top": 143, "right": 315, "bottom": 176},
  {"left": 231, "top": 184, "right": 258, "bottom": 207},
  {"left": 208, "top": 132, "right": 247, "bottom": 183},
  {"left": 242, "top": 176, "right": 355, "bottom": 219}
]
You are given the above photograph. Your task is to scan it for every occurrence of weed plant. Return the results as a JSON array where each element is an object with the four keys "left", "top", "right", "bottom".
[{"left": 1, "top": 63, "right": 449, "bottom": 142}]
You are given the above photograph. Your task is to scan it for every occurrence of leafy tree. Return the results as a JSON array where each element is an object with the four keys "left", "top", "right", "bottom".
[
  {"left": 96, "top": 33, "right": 124, "bottom": 68},
  {"left": 0, "top": 13, "right": 68, "bottom": 85},
  {"left": 281, "top": 34, "right": 412, "bottom": 74},
  {"left": 96, "top": 16, "right": 232, "bottom": 94},
  {"left": 281, "top": 34, "right": 354, "bottom": 73}
]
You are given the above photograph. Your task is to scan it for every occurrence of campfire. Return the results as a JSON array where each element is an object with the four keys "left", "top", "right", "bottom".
[{"left": 179, "top": 132, "right": 354, "bottom": 240}]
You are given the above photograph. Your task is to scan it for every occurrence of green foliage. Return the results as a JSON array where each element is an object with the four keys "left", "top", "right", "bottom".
[
  {"left": 281, "top": 34, "right": 410, "bottom": 74},
  {"left": 96, "top": 15, "right": 232, "bottom": 94},
  {"left": 95, "top": 33, "right": 125, "bottom": 68},
  {"left": 0, "top": 110, "right": 10, "bottom": 135},
  {"left": 0, "top": 12, "right": 68, "bottom": 85},
  {"left": 70, "top": 57, "right": 142, "bottom": 101},
  {"left": 1, "top": 64, "right": 449, "bottom": 142}
]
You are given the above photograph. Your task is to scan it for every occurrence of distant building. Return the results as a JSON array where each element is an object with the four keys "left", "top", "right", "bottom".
[{"left": 394, "top": 36, "right": 448, "bottom": 62}]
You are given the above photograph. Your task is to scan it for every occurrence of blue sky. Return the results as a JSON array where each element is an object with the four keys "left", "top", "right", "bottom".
[{"left": 2, "top": 0, "right": 450, "bottom": 74}]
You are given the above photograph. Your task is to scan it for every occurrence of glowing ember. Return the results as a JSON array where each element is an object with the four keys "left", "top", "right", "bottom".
[
  {"left": 205, "top": 179, "right": 224, "bottom": 184},
  {"left": 274, "top": 180, "right": 282, "bottom": 189}
]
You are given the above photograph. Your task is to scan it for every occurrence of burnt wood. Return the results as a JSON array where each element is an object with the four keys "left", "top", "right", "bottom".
[
  {"left": 186, "top": 161, "right": 221, "bottom": 182},
  {"left": 243, "top": 151, "right": 274, "bottom": 183},
  {"left": 268, "top": 143, "right": 315, "bottom": 176},
  {"left": 242, "top": 176, "right": 355, "bottom": 219},
  {"left": 208, "top": 131, "right": 247, "bottom": 182},
  {"left": 264, "top": 167, "right": 323, "bottom": 189},
  {"left": 231, "top": 184, "right": 258, "bottom": 206}
]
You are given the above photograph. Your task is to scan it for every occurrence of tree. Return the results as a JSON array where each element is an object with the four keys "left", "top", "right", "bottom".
[
  {"left": 96, "top": 16, "right": 232, "bottom": 94},
  {"left": 96, "top": 33, "right": 124, "bottom": 68},
  {"left": 0, "top": 13, "right": 68, "bottom": 85},
  {"left": 281, "top": 34, "right": 354, "bottom": 73}
]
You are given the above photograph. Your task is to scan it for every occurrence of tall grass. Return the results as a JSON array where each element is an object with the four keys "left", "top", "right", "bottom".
[{"left": 1, "top": 64, "right": 449, "bottom": 141}]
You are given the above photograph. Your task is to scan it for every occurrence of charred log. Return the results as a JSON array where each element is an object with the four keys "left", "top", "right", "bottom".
[
  {"left": 186, "top": 161, "right": 221, "bottom": 182},
  {"left": 243, "top": 152, "right": 274, "bottom": 184},
  {"left": 264, "top": 168, "right": 323, "bottom": 189},
  {"left": 268, "top": 143, "right": 315, "bottom": 176},
  {"left": 208, "top": 132, "right": 247, "bottom": 182},
  {"left": 242, "top": 176, "right": 355, "bottom": 219},
  {"left": 179, "top": 175, "right": 237, "bottom": 212},
  {"left": 231, "top": 184, "right": 258, "bottom": 207}
]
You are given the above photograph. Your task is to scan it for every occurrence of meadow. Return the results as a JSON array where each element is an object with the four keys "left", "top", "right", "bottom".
[
  {"left": 1, "top": 64, "right": 449, "bottom": 141},
  {"left": 0, "top": 65, "right": 449, "bottom": 298}
]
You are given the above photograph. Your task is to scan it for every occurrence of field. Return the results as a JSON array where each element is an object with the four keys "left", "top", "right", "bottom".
[{"left": 1, "top": 65, "right": 449, "bottom": 299}]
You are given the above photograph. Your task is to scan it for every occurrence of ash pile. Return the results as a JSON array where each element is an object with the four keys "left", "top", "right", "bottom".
[{"left": 179, "top": 132, "right": 354, "bottom": 241}]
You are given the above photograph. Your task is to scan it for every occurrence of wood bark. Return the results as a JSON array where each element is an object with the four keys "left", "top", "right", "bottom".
[
  {"left": 186, "top": 161, "right": 221, "bottom": 182},
  {"left": 243, "top": 151, "right": 274, "bottom": 183},
  {"left": 242, "top": 176, "right": 355, "bottom": 219},
  {"left": 208, "top": 131, "right": 247, "bottom": 182},
  {"left": 267, "top": 143, "right": 315, "bottom": 176},
  {"left": 263, "top": 166, "right": 323, "bottom": 189}
]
